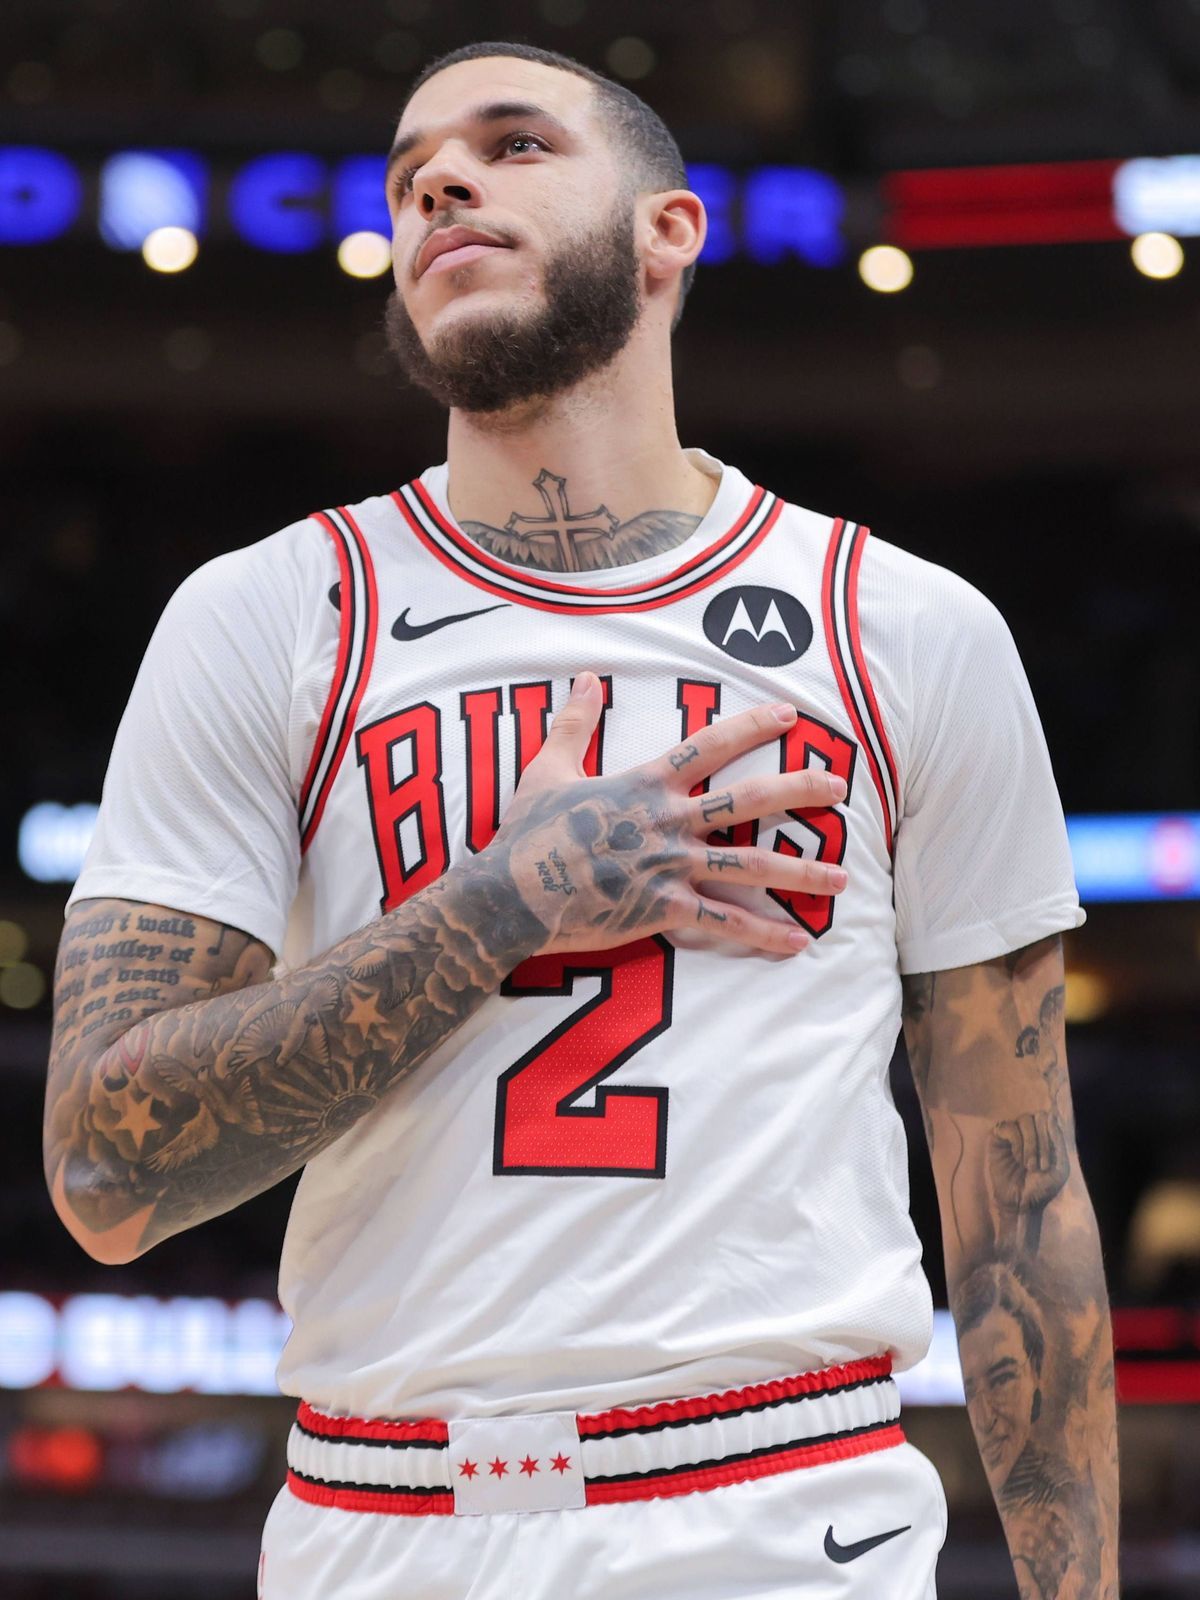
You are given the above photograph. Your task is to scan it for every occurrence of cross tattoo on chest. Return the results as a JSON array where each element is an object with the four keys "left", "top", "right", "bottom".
[{"left": 505, "top": 469, "right": 621, "bottom": 571}]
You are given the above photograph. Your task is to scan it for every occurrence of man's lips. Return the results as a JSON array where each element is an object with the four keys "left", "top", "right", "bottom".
[
  {"left": 416, "top": 226, "right": 512, "bottom": 277},
  {"left": 423, "top": 241, "right": 507, "bottom": 276}
]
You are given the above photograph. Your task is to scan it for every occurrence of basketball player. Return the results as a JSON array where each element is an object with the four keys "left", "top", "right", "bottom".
[{"left": 45, "top": 42, "right": 1118, "bottom": 1598}]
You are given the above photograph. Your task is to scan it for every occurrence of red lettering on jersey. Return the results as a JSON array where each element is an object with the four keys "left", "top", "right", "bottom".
[
  {"left": 769, "top": 714, "right": 857, "bottom": 938},
  {"left": 575, "top": 672, "right": 612, "bottom": 777},
  {"left": 496, "top": 936, "right": 672, "bottom": 1177},
  {"left": 460, "top": 686, "right": 503, "bottom": 855},
  {"left": 675, "top": 677, "right": 755, "bottom": 849},
  {"left": 676, "top": 683, "right": 856, "bottom": 939},
  {"left": 508, "top": 674, "right": 612, "bottom": 784},
  {"left": 355, "top": 703, "right": 449, "bottom": 913},
  {"left": 509, "top": 680, "right": 553, "bottom": 787}
]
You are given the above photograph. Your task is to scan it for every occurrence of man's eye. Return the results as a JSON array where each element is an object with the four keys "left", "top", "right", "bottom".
[
  {"left": 389, "top": 131, "right": 546, "bottom": 199},
  {"left": 500, "top": 132, "right": 547, "bottom": 157}
]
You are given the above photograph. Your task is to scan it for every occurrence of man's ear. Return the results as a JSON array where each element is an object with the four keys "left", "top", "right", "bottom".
[{"left": 643, "top": 189, "right": 706, "bottom": 286}]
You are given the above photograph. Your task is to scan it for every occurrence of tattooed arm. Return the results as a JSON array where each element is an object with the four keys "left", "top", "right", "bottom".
[
  {"left": 46, "top": 682, "right": 846, "bottom": 1263},
  {"left": 902, "top": 936, "right": 1119, "bottom": 1600}
]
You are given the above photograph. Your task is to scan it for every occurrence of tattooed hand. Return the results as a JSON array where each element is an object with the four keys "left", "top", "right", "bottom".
[
  {"left": 987, "top": 1111, "right": 1070, "bottom": 1217},
  {"left": 489, "top": 672, "right": 848, "bottom": 957},
  {"left": 45, "top": 672, "right": 847, "bottom": 1262}
]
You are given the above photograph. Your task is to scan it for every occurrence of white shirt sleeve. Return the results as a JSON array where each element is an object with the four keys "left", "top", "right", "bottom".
[
  {"left": 67, "top": 519, "right": 334, "bottom": 958},
  {"left": 861, "top": 538, "right": 1085, "bottom": 976}
]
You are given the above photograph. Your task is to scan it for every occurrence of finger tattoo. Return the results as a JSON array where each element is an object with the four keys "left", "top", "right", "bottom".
[
  {"left": 701, "top": 792, "right": 735, "bottom": 822},
  {"left": 705, "top": 849, "right": 740, "bottom": 872}
]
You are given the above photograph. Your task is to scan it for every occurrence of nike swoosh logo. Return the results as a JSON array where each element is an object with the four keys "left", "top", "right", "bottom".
[
  {"left": 392, "top": 603, "right": 508, "bottom": 641},
  {"left": 824, "top": 1524, "right": 911, "bottom": 1563}
]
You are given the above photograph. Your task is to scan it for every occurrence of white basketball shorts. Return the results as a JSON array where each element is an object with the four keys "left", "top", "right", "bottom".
[{"left": 258, "top": 1356, "right": 948, "bottom": 1599}]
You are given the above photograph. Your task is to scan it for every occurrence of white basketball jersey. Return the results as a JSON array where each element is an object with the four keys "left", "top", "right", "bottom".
[
  {"left": 72, "top": 447, "right": 1084, "bottom": 1422},
  {"left": 278, "top": 451, "right": 922, "bottom": 1421}
]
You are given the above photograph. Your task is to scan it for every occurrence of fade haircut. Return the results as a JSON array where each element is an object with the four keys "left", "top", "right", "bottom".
[{"left": 401, "top": 41, "right": 696, "bottom": 326}]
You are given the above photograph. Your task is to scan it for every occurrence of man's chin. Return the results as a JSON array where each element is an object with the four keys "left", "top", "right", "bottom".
[{"left": 426, "top": 278, "right": 539, "bottom": 326}]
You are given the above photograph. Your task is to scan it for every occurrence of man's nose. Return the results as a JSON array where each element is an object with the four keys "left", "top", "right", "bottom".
[{"left": 415, "top": 153, "right": 481, "bottom": 217}]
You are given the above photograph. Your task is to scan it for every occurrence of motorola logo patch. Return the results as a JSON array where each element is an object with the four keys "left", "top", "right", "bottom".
[{"left": 702, "top": 586, "right": 813, "bottom": 666}]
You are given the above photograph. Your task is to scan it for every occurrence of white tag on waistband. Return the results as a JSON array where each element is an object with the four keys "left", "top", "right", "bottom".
[{"left": 448, "top": 1412, "right": 586, "bottom": 1516}]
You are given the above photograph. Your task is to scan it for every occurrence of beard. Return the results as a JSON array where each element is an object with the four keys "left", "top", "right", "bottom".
[{"left": 384, "top": 199, "right": 641, "bottom": 415}]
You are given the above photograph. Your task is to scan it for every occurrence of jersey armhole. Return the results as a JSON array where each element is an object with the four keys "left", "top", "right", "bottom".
[
  {"left": 297, "top": 507, "right": 379, "bottom": 854},
  {"left": 820, "top": 519, "right": 901, "bottom": 856}
]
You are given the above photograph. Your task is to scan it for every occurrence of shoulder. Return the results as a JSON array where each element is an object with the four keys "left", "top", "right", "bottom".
[
  {"left": 856, "top": 529, "right": 1012, "bottom": 648},
  {"left": 164, "top": 513, "right": 331, "bottom": 622}
]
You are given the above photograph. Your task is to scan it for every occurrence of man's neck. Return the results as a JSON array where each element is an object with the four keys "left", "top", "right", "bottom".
[{"left": 443, "top": 368, "right": 718, "bottom": 575}]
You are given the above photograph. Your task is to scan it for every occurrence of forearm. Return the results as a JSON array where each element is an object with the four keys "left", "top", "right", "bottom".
[
  {"left": 905, "top": 941, "right": 1120, "bottom": 1599},
  {"left": 46, "top": 855, "right": 545, "bottom": 1261},
  {"left": 947, "top": 1176, "right": 1120, "bottom": 1599}
]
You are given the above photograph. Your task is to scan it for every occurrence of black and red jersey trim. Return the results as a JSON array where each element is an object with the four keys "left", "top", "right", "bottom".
[
  {"left": 582, "top": 1418, "right": 905, "bottom": 1505},
  {"left": 287, "top": 1419, "right": 905, "bottom": 1516},
  {"left": 296, "top": 1401, "right": 448, "bottom": 1445},
  {"left": 287, "top": 1472, "right": 453, "bottom": 1516},
  {"left": 298, "top": 506, "right": 379, "bottom": 854},
  {"left": 287, "top": 1355, "right": 900, "bottom": 1515},
  {"left": 577, "top": 1367, "right": 896, "bottom": 1440},
  {"left": 389, "top": 477, "right": 782, "bottom": 615},
  {"left": 821, "top": 519, "right": 900, "bottom": 855}
]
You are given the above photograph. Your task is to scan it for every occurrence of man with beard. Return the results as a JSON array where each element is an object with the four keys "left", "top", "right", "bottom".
[{"left": 47, "top": 41, "right": 1117, "bottom": 1599}]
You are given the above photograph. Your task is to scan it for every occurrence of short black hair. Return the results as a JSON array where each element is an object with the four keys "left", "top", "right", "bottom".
[{"left": 401, "top": 41, "right": 696, "bottom": 326}]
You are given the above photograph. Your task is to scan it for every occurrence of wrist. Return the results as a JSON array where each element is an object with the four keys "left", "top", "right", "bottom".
[{"left": 438, "top": 851, "right": 549, "bottom": 974}]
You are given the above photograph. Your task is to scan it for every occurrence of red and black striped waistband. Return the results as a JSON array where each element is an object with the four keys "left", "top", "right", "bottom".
[{"left": 286, "top": 1354, "right": 903, "bottom": 1517}]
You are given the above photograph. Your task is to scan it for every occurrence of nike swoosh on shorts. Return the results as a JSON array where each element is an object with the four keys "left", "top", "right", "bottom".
[{"left": 823, "top": 1523, "right": 911, "bottom": 1563}]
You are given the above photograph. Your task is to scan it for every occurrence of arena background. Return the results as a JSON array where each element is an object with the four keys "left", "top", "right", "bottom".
[{"left": 2, "top": 1, "right": 1199, "bottom": 1594}]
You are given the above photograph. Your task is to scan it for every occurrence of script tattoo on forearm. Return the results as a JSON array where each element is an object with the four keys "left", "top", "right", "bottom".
[
  {"left": 47, "top": 755, "right": 735, "bottom": 1260},
  {"left": 901, "top": 937, "right": 1119, "bottom": 1600},
  {"left": 460, "top": 468, "right": 703, "bottom": 574},
  {"left": 46, "top": 858, "right": 546, "bottom": 1258}
]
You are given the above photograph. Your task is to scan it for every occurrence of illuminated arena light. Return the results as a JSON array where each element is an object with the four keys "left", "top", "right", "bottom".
[
  {"left": 859, "top": 244, "right": 914, "bottom": 292},
  {"left": 0, "top": 146, "right": 82, "bottom": 243},
  {"left": 884, "top": 158, "right": 1122, "bottom": 249},
  {"left": 0, "top": 1291, "right": 290, "bottom": 1394},
  {"left": 1067, "top": 812, "right": 1200, "bottom": 900},
  {"left": 142, "top": 225, "right": 199, "bottom": 273},
  {"left": 11, "top": 143, "right": 1200, "bottom": 264},
  {"left": 1064, "top": 970, "right": 1110, "bottom": 1024},
  {"left": 1130, "top": 231, "right": 1184, "bottom": 280},
  {"left": 17, "top": 801, "right": 99, "bottom": 882},
  {"left": 98, "top": 151, "right": 205, "bottom": 251},
  {"left": 1, "top": 1294, "right": 1195, "bottom": 1403},
  {"left": 1114, "top": 155, "right": 1200, "bottom": 239},
  {"left": 18, "top": 803, "right": 1200, "bottom": 899},
  {"left": 337, "top": 230, "right": 392, "bottom": 278},
  {"left": 0, "top": 961, "right": 45, "bottom": 1010}
]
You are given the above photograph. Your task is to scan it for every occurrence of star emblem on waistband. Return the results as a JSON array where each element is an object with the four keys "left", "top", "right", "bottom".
[
  {"left": 518, "top": 1455, "right": 540, "bottom": 1476},
  {"left": 550, "top": 1452, "right": 572, "bottom": 1474},
  {"left": 457, "top": 1458, "right": 478, "bottom": 1479},
  {"left": 488, "top": 1456, "right": 509, "bottom": 1478}
]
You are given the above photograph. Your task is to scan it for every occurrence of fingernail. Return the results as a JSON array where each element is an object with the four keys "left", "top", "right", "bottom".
[
  {"left": 788, "top": 930, "right": 809, "bottom": 950},
  {"left": 828, "top": 776, "right": 848, "bottom": 800},
  {"left": 571, "top": 672, "right": 595, "bottom": 698},
  {"left": 773, "top": 702, "right": 797, "bottom": 724},
  {"left": 827, "top": 867, "right": 848, "bottom": 890}
]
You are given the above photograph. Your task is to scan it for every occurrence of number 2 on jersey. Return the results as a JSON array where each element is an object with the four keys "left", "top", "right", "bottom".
[{"left": 495, "top": 937, "right": 673, "bottom": 1177}]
